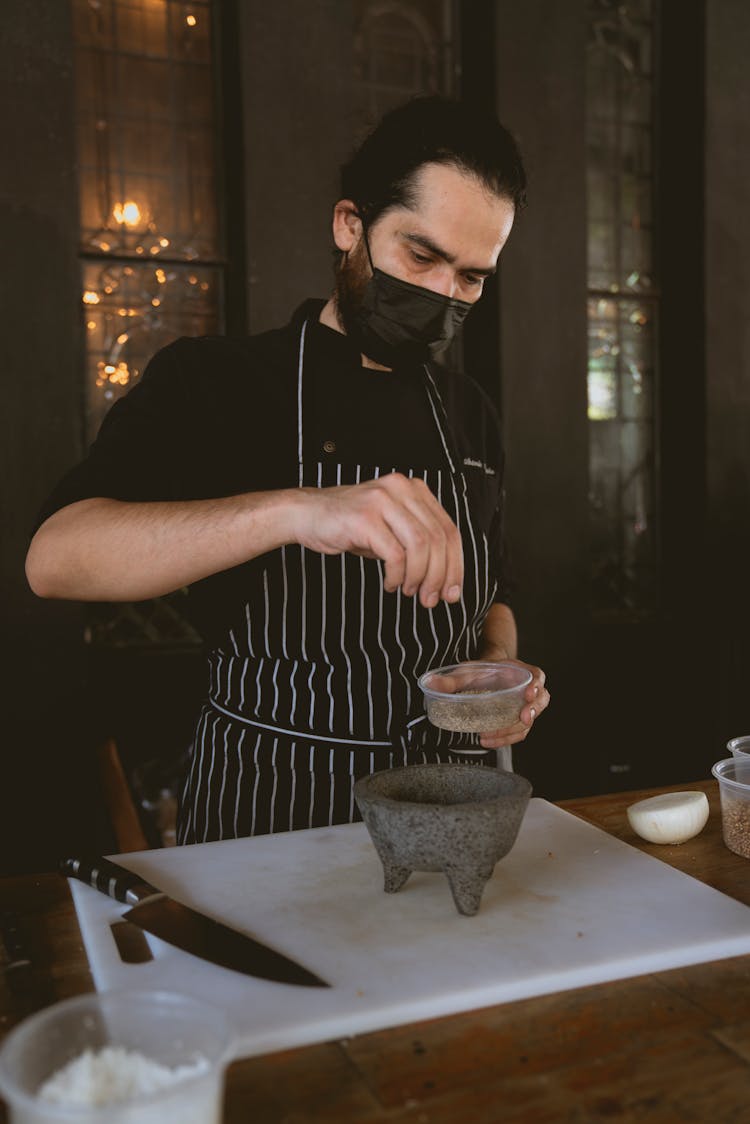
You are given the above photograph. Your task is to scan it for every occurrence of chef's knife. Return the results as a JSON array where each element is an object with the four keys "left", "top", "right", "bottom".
[
  {"left": 61, "top": 856, "right": 329, "bottom": 988},
  {"left": 110, "top": 920, "right": 154, "bottom": 964}
]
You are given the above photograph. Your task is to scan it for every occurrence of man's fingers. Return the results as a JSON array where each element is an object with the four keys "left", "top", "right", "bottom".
[
  {"left": 363, "top": 524, "right": 408, "bottom": 593},
  {"left": 396, "top": 478, "right": 464, "bottom": 604},
  {"left": 480, "top": 683, "right": 550, "bottom": 746},
  {"left": 301, "top": 477, "right": 463, "bottom": 604},
  {"left": 378, "top": 480, "right": 462, "bottom": 604},
  {"left": 520, "top": 688, "right": 549, "bottom": 726}
]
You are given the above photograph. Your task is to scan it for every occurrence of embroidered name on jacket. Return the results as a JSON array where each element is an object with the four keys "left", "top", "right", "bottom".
[{"left": 463, "top": 457, "right": 496, "bottom": 476}]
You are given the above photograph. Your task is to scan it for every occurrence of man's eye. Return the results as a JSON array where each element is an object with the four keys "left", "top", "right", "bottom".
[
  {"left": 411, "top": 251, "right": 432, "bottom": 265},
  {"left": 463, "top": 274, "right": 483, "bottom": 288}
]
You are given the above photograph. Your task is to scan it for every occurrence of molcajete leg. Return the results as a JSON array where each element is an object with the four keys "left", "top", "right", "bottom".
[
  {"left": 445, "top": 865, "right": 494, "bottom": 916},
  {"left": 382, "top": 861, "right": 411, "bottom": 893}
]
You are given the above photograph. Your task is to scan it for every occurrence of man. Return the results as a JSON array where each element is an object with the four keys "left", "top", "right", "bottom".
[{"left": 27, "top": 96, "right": 549, "bottom": 843}]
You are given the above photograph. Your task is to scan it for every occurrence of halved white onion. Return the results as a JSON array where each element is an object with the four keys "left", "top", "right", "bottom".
[{"left": 626, "top": 791, "right": 709, "bottom": 844}]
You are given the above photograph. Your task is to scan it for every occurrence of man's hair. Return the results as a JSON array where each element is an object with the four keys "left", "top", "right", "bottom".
[{"left": 340, "top": 96, "right": 527, "bottom": 226}]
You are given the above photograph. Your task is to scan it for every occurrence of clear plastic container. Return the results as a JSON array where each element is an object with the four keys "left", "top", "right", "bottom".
[
  {"left": 0, "top": 991, "right": 234, "bottom": 1124},
  {"left": 418, "top": 661, "right": 532, "bottom": 734},
  {"left": 727, "top": 735, "right": 750, "bottom": 758},
  {"left": 711, "top": 757, "right": 750, "bottom": 860}
]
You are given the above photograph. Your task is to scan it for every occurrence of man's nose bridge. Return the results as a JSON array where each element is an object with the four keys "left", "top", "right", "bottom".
[{"left": 431, "top": 264, "right": 456, "bottom": 297}]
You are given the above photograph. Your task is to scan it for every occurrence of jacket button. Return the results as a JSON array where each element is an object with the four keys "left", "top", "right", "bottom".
[{"left": 323, "top": 440, "right": 336, "bottom": 454}]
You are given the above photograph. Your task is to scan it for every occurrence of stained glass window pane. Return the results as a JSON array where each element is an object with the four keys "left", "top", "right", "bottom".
[
  {"left": 74, "top": 0, "right": 219, "bottom": 263},
  {"left": 74, "top": 0, "right": 223, "bottom": 443},
  {"left": 72, "top": 0, "right": 223, "bottom": 647},
  {"left": 83, "top": 260, "right": 221, "bottom": 434},
  {"left": 586, "top": 0, "right": 659, "bottom": 616}
]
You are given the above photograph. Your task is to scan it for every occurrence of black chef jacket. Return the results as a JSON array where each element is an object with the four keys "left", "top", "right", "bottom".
[{"left": 34, "top": 299, "right": 511, "bottom": 647}]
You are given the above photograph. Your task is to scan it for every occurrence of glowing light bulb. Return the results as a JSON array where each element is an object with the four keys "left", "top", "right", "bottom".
[
  {"left": 186, "top": 14, "right": 197, "bottom": 26},
  {"left": 113, "top": 200, "right": 142, "bottom": 227},
  {"left": 159, "top": 237, "right": 170, "bottom": 248},
  {"left": 83, "top": 291, "right": 100, "bottom": 304},
  {"left": 117, "top": 333, "right": 128, "bottom": 344},
  {"left": 155, "top": 269, "right": 167, "bottom": 283}
]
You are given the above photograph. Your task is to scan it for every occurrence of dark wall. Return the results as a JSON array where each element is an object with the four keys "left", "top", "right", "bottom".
[
  {"left": 0, "top": 2, "right": 108, "bottom": 871},
  {"left": 705, "top": 0, "right": 750, "bottom": 744},
  {"left": 494, "top": 0, "right": 591, "bottom": 795},
  {"left": 238, "top": 1, "right": 358, "bottom": 332}
]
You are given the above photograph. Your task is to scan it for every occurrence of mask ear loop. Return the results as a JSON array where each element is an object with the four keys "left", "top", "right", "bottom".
[{"left": 353, "top": 208, "right": 377, "bottom": 274}]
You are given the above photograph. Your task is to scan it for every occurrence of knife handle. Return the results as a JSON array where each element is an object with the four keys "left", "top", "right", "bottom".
[{"left": 59, "top": 857, "right": 158, "bottom": 905}]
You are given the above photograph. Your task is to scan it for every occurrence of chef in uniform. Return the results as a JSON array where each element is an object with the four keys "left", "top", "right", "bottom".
[{"left": 27, "top": 96, "right": 550, "bottom": 842}]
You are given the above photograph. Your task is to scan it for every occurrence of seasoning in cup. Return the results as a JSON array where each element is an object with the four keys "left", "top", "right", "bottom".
[{"left": 418, "top": 661, "right": 532, "bottom": 734}]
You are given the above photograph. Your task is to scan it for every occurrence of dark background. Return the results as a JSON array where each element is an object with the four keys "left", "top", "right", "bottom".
[{"left": 1, "top": 0, "right": 748, "bottom": 872}]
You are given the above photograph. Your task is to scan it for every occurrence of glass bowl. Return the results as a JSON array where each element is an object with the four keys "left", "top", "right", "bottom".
[
  {"left": 0, "top": 990, "right": 234, "bottom": 1124},
  {"left": 418, "top": 661, "right": 532, "bottom": 734}
]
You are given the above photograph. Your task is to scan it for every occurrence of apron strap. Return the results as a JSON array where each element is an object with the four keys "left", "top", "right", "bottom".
[
  {"left": 296, "top": 315, "right": 465, "bottom": 488},
  {"left": 297, "top": 318, "right": 309, "bottom": 486},
  {"left": 420, "top": 364, "right": 471, "bottom": 495}
]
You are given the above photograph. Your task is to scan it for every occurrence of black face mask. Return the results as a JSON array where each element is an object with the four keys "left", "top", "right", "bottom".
[{"left": 347, "top": 227, "right": 474, "bottom": 368}]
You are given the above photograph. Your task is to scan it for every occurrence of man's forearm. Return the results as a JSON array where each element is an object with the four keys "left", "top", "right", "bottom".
[
  {"left": 27, "top": 473, "right": 470, "bottom": 607},
  {"left": 25, "top": 491, "right": 303, "bottom": 602},
  {"left": 479, "top": 601, "right": 518, "bottom": 661}
]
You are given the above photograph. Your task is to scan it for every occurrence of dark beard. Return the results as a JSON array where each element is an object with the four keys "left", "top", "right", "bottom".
[
  {"left": 333, "top": 243, "right": 416, "bottom": 368},
  {"left": 333, "top": 242, "right": 370, "bottom": 340},
  {"left": 333, "top": 239, "right": 460, "bottom": 369}
]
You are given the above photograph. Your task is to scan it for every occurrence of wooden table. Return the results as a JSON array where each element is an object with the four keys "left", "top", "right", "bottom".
[{"left": 2, "top": 782, "right": 749, "bottom": 1122}]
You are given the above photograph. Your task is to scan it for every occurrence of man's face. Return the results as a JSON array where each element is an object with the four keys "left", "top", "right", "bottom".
[{"left": 335, "top": 161, "right": 516, "bottom": 332}]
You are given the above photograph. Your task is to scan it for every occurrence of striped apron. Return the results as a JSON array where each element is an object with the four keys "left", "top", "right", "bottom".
[{"left": 177, "top": 318, "right": 501, "bottom": 843}]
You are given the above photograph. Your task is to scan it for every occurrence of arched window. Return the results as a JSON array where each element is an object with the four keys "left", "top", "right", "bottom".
[{"left": 354, "top": 1, "right": 456, "bottom": 123}]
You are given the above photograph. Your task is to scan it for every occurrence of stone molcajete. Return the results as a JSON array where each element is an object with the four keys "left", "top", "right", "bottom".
[{"left": 354, "top": 763, "right": 532, "bottom": 916}]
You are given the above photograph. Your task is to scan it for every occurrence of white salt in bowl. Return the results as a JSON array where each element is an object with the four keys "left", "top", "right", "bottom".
[
  {"left": 0, "top": 990, "right": 234, "bottom": 1124},
  {"left": 418, "top": 660, "right": 532, "bottom": 735}
]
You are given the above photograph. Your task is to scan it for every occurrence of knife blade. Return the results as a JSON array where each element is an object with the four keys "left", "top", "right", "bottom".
[
  {"left": 110, "top": 920, "right": 154, "bottom": 964},
  {"left": 61, "top": 856, "right": 329, "bottom": 988}
]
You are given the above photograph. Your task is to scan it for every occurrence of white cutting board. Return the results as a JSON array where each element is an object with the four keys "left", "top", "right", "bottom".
[{"left": 70, "top": 799, "right": 750, "bottom": 1060}]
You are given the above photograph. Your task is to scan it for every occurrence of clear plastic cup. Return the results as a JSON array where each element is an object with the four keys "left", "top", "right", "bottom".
[
  {"left": 0, "top": 990, "right": 234, "bottom": 1124},
  {"left": 727, "top": 735, "right": 750, "bottom": 758},
  {"left": 711, "top": 757, "right": 750, "bottom": 860},
  {"left": 418, "top": 661, "right": 532, "bottom": 735}
]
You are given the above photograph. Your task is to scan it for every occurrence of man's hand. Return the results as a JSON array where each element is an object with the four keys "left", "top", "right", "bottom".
[
  {"left": 293, "top": 473, "right": 464, "bottom": 608},
  {"left": 478, "top": 660, "right": 549, "bottom": 749}
]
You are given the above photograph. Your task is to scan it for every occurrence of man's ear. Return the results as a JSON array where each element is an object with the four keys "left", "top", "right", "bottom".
[{"left": 332, "top": 200, "right": 362, "bottom": 252}]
